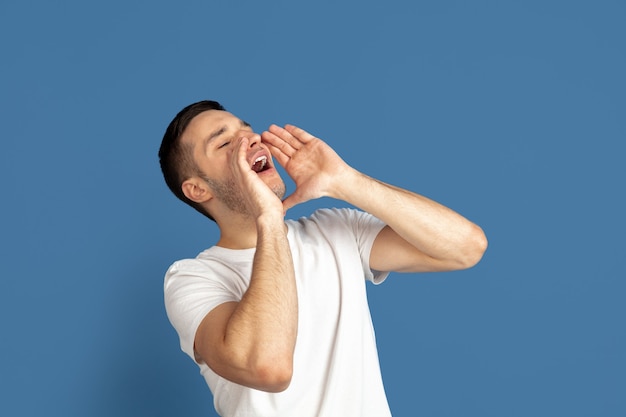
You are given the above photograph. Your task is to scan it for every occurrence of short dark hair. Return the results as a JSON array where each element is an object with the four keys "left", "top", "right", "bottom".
[{"left": 159, "top": 100, "right": 226, "bottom": 221}]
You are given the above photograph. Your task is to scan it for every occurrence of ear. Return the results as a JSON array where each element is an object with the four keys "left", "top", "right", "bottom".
[{"left": 182, "top": 177, "right": 213, "bottom": 204}]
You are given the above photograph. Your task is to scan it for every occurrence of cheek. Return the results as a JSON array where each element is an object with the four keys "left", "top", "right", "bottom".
[
  {"left": 223, "top": 148, "right": 238, "bottom": 164},
  {"left": 203, "top": 155, "right": 230, "bottom": 175}
]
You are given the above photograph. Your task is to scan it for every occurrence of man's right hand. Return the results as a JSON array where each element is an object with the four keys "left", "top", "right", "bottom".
[{"left": 229, "top": 134, "right": 284, "bottom": 220}]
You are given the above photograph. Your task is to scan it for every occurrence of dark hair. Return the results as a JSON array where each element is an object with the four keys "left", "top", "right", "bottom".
[{"left": 158, "top": 100, "right": 226, "bottom": 221}]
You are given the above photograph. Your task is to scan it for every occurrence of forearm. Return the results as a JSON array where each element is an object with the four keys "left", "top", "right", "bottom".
[
  {"left": 262, "top": 123, "right": 486, "bottom": 270},
  {"left": 333, "top": 168, "right": 487, "bottom": 269},
  {"left": 223, "top": 214, "right": 298, "bottom": 381}
]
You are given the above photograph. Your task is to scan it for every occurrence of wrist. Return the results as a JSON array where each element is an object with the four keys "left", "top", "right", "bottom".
[
  {"left": 256, "top": 211, "right": 286, "bottom": 231},
  {"left": 329, "top": 167, "right": 367, "bottom": 202}
]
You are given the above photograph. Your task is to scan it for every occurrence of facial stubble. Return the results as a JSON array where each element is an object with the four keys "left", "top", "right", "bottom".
[{"left": 202, "top": 175, "right": 286, "bottom": 217}]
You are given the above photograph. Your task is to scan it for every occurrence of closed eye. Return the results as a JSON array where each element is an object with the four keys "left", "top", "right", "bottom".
[{"left": 218, "top": 141, "right": 230, "bottom": 149}]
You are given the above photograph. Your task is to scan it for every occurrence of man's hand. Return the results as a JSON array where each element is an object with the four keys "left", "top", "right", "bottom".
[
  {"left": 261, "top": 124, "right": 352, "bottom": 212},
  {"left": 228, "top": 135, "right": 284, "bottom": 219}
]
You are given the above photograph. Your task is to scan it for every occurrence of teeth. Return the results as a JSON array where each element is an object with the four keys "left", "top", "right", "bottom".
[
  {"left": 252, "top": 156, "right": 267, "bottom": 172},
  {"left": 254, "top": 156, "right": 267, "bottom": 169}
]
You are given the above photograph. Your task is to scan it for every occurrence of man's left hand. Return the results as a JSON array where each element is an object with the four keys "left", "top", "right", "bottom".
[{"left": 261, "top": 124, "right": 353, "bottom": 212}]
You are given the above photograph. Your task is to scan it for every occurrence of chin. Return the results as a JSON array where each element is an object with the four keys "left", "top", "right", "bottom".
[
  {"left": 262, "top": 170, "right": 286, "bottom": 199},
  {"left": 273, "top": 183, "right": 286, "bottom": 200}
]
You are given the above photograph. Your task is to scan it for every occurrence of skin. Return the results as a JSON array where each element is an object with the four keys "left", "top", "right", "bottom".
[{"left": 179, "top": 110, "right": 488, "bottom": 392}]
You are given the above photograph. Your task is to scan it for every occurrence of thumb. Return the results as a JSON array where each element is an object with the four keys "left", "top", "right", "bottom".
[{"left": 282, "top": 189, "right": 308, "bottom": 213}]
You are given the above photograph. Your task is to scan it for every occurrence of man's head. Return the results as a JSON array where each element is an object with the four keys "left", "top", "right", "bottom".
[
  {"left": 159, "top": 100, "right": 225, "bottom": 221},
  {"left": 159, "top": 100, "right": 285, "bottom": 222}
]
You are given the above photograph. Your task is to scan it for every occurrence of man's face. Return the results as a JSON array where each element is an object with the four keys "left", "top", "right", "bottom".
[{"left": 181, "top": 110, "right": 285, "bottom": 215}]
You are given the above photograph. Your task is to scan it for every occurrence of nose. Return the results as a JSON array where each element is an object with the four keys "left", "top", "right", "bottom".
[{"left": 247, "top": 132, "right": 262, "bottom": 148}]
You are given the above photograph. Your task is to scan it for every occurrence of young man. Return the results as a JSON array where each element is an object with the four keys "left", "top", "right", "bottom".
[{"left": 159, "top": 100, "right": 487, "bottom": 416}]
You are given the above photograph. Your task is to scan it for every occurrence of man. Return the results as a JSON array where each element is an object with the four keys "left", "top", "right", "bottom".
[{"left": 159, "top": 100, "right": 487, "bottom": 416}]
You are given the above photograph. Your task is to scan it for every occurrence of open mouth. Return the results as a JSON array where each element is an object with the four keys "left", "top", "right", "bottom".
[{"left": 251, "top": 156, "right": 270, "bottom": 173}]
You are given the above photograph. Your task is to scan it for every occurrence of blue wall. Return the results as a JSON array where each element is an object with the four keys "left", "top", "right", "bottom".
[{"left": 1, "top": 1, "right": 625, "bottom": 415}]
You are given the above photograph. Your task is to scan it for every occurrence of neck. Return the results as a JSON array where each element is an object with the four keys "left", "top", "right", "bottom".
[
  {"left": 215, "top": 212, "right": 289, "bottom": 249},
  {"left": 214, "top": 213, "right": 257, "bottom": 249}
]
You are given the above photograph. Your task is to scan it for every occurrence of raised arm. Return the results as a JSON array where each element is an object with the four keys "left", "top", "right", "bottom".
[
  {"left": 194, "top": 136, "right": 298, "bottom": 392},
  {"left": 261, "top": 124, "right": 487, "bottom": 273}
]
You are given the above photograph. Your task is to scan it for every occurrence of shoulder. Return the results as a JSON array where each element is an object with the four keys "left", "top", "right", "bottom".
[
  {"left": 164, "top": 248, "right": 250, "bottom": 319},
  {"left": 285, "top": 208, "right": 359, "bottom": 236},
  {"left": 164, "top": 246, "right": 254, "bottom": 289},
  {"left": 287, "top": 208, "right": 385, "bottom": 246},
  {"left": 166, "top": 246, "right": 255, "bottom": 274},
  {"left": 164, "top": 252, "right": 214, "bottom": 282},
  {"left": 309, "top": 207, "right": 385, "bottom": 231},
  {"left": 297, "top": 207, "right": 368, "bottom": 225}
]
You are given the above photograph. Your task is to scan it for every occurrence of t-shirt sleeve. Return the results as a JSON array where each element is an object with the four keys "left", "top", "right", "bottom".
[
  {"left": 163, "top": 259, "right": 240, "bottom": 362},
  {"left": 335, "top": 208, "right": 390, "bottom": 284}
]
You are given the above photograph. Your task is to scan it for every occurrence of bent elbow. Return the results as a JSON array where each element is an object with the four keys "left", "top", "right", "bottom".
[
  {"left": 458, "top": 225, "right": 488, "bottom": 269},
  {"left": 254, "top": 359, "right": 294, "bottom": 392}
]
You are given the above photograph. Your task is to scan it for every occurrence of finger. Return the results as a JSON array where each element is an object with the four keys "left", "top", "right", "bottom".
[
  {"left": 265, "top": 143, "right": 291, "bottom": 169},
  {"left": 284, "top": 124, "right": 317, "bottom": 143},
  {"left": 262, "top": 130, "right": 298, "bottom": 158},
  {"left": 234, "top": 137, "right": 261, "bottom": 181},
  {"left": 282, "top": 195, "right": 296, "bottom": 213},
  {"left": 282, "top": 190, "right": 307, "bottom": 213},
  {"left": 267, "top": 124, "right": 304, "bottom": 149},
  {"left": 235, "top": 137, "right": 251, "bottom": 170}
]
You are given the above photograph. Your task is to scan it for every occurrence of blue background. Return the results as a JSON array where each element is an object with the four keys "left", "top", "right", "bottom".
[{"left": 1, "top": 0, "right": 624, "bottom": 416}]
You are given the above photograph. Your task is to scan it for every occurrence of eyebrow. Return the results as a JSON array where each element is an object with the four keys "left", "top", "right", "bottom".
[{"left": 204, "top": 119, "right": 251, "bottom": 147}]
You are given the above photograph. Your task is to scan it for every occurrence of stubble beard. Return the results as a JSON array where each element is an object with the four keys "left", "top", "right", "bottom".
[{"left": 202, "top": 176, "right": 286, "bottom": 217}]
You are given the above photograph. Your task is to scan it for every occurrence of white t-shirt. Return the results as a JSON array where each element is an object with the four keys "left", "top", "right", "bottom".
[{"left": 164, "top": 208, "right": 392, "bottom": 417}]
